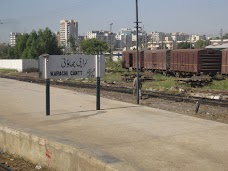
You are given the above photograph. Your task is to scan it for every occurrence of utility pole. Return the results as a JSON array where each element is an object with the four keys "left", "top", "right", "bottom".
[
  {"left": 161, "top": 33, "right": 164, "bottom": 49},
  {"left": 125, "top": 34, "right": 128, "bottom": 50},
  {"left": 134, "top": 0, "right": 141, "bottom": 105},
  {"left": 109, "top": 23, "right": 113, "bottom": 61},
  {"left": 220, "top": 28, "right": 223, "bottom": 45}
]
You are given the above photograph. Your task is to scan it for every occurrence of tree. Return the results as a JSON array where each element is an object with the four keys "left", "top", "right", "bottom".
[
  {"left": 68, "top": 36, "right": 77, "bottom": 54},
  {"left": 177, "top": 42, "right": 192, "bottom": 49},
  {"left": 222, "top": 33, "right": 228, "bottom": 39},
  {"left": 194, "top": 40, "right": 210, "bottom": 49},
  {"left": 14, "top": 33, "right": 29, "bottom": 57},
  {"left": 13, "top": 28, "right": 62, "bottom": 59},
  {"left": 80, "top": 38, "right": 108, "bottom": 55},
  {"left": 194, "top": 40, "right": 205, "bottom": 49},
  {"left": 37, "top": 28, "right": 62, "bottom": 57}
]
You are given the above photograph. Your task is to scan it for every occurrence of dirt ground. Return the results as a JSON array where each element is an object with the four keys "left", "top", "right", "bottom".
[
  {"left": 0, "top": 151, "right": 50, "bottom": 171},
  {"left": 73, "top": 85, "right": 228, "bottom": 124}
]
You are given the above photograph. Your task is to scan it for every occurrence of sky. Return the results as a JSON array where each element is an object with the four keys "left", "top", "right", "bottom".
[{"left": 0, "top": 0, "right": 228, "bottom": 42}]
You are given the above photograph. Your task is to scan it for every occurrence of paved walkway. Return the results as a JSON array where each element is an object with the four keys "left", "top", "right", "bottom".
[{"left": 0, "top": 77, "right": 228, "bottom": 171}]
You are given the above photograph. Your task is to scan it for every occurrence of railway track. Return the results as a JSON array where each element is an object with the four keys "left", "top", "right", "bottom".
[
  {"left": 0, "top": 163, "right": 14, "bottom": 171},
  {"left": 1, "top": 74, "right": 228, "bottom": 107}
]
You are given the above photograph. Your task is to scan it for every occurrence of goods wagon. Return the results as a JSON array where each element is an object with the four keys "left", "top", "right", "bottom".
[
  {"left": 144, "top": 50, "right": 170, "bottom": 72},
  {"left": 170, "top": 49, "right": 222, "bottom": 76},
  {"left": 122, "top": 50, "right": 144, "bottom": 70},
  {"left": 222, "top": 49, "right": 228, "bottom": 75}
]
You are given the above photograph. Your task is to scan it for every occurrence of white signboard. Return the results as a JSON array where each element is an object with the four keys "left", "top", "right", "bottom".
[{"left": 39, "top": 54, "right": 105, "bottom": 79}]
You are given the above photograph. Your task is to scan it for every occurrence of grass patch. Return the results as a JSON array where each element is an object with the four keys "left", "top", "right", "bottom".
[
  {"left": 202, "top": 79, "right": 228, "bottom": 91},
  {"left": 102, "top": 72, "right": 123, "bottom": 84},
  {"left": 0, "top": 69, "right": 18, "bottom": 73},
  {"left": 106, "top": 59, "right": 127, "bottom": 72},
  {"left": 143, "top": 74, "right": 177, "bottom": 91}
]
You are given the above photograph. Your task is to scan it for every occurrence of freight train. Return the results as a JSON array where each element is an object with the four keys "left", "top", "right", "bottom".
[{"left": 122, "top": 49, "right": 228, "bottom": 76}]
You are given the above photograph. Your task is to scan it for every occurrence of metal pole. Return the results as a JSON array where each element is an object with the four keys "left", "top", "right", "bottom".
[
  {"left": 109, "top": 23, "right": 113, "bottom": 61},
  {"left": 126, "top": 35, "right": 128, "bottom": 50},
  {"left": 96, "top": 77, "right": 100, "bottom": 110},
  {"left": 46, "top": 79, "right": 50, "bottom": 116},
  {"left": 96, "top": 55, "right": 101, "bottom": 110},
  {"left": 44, "top": 55, "right": 50, "bottom": 116},
  {"left": 135, "top": 0, "right": 140, "bottom": 104}
]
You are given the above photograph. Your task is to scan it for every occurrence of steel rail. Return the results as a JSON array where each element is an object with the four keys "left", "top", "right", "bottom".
[{"left": 0, "top": 163, "right": 15, "bottom": 171}]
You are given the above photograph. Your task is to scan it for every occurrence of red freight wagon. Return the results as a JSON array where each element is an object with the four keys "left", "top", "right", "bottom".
[
  {"left": 122, "top": 50, "right": 144, "bottom": 70},
  {"left": 222, "top": 49, "right": 228, "bottom": 75},
  {"left": 144, "top": 50, "right": 170, "bottom": 71},
  {"left": 170, "top": 49, "right": 222, "bottom": 75}
]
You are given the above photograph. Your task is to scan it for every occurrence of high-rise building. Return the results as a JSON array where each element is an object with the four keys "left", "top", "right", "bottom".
[
  {"left": 60, "top": 20, "right": 78, "bottom": 47},
  {"left": 10, "top": 32, "right": 22, "bottom": 47},
  {"left": 115, "top": 28, "right": 132, "bottom": 50}
]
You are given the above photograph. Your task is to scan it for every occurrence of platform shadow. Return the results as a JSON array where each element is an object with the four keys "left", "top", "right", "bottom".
[{"left": 53, "top": 105, "right": 140, "bottom": 116}]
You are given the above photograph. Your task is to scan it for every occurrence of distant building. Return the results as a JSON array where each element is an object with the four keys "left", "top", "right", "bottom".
[
  {"left": 206, "top": 43, "right": 228, "bottom": 50},
  {"left": 86, "top": 31, "right": 116, "bottom": 49},
  {"left": 10, "top": 32, "right": 22, "bottom": 47},
  {"left": 172, "top": 32, "right": 189, "bottom": 42},
  {"left": 115, "top": 28, "right": 132, "bottom": 50},
  {"left": 149, "top": 32, "right": 165, "bottom": 43},
  {"left": 209, "top": 39, "right": 228, "bottom": 45},
  {"left": 86, "top": 31, "right": 106, "bottom": 41},
  {"left": 190, "top": 35, "right": 206, "bottom": 42},
  {"left": 60, "top": 19, "right": 78, "bottom": 48},
  {"left": 147, "top": 32, "right": 172, "bottom": 50},
  {"left": 132, "top": 29, "right": 147, "bottom": 50}
]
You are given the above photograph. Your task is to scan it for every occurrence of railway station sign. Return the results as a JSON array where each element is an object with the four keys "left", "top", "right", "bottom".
[
  {"left": 39, "top": 54, "right": 105, "bottom": 79},
  {"left": 39, "top": 54, "right": 105, "bottom": 115}
]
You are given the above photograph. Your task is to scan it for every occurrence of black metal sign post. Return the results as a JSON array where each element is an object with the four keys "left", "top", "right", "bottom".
[
  {"left": 96, "top": 55, "right": 101, "bottom": 110},
  {"left": 46, "top": 78, "right": 50, "bottom": 116},
  {"left": 96, "top": 77, "right": 100, "bottom": 110},
  {"left": 44, "top": 55, "right": 50, "bottom": 116}
]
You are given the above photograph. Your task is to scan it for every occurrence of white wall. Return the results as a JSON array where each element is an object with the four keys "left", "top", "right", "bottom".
[
  {"left": 22, "top": 59, "right": 38, "bottom": 71},
  {"left": 0, "top": 59, "right": 38, "bottom": 72}
]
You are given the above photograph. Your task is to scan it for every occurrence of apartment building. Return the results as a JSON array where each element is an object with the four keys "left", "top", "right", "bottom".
[
  {"left": 190, "top": 35, "right": 206, "bottom": 42},
  {"left": 172, "top": 32, "right": 190, "bottom": 42},
  {"left": 60, "top": 20, "right": 78, "bottom": 47},
  {"left": 132, "top": 29, "right": 147, "bottom": 49},
  {"left": 87, "top": 31, "right": 106, "bottom": 41},
  {"left": 10, "top": 32, "right": 22, "bottom": 47},
  {"left": 86, "top": 31, "right": 116, "bottom": 49},
  {"left": 115, "top": 28, "right": 132, "bottom": 50},
  {"left": 149, "top": 32, "right": 165, "bottom": 43}
]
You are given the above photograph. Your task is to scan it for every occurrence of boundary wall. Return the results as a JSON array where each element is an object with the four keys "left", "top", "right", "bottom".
[{"left": 0, "top": 59, "right": 38, "bottom": 72}]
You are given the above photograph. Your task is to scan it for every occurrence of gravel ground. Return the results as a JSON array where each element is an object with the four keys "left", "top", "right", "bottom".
[
  {"left": 0, "top": 151, "right": 50, "bottom": 171},
  {"left": 72, "top": 86, "right": 228, "bottom": 124}
]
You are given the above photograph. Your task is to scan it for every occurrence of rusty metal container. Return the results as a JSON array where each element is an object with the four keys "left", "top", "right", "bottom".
[
  {"left": 122, "top": 50, "right": 144, "bottom": 69},
  {"left": 170, "top": 49, "right": 222, "bottom": 75},
  {"left": 222, "top": 49, "right": 228, "bottom": 74},
  {"left": 144, "top": 50, "right": 170, "bottom": 71}
]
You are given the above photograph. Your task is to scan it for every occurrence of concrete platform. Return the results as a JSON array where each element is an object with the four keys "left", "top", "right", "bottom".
[{"left": 0, "top": 77, "right": 228, "bottom": 171}]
